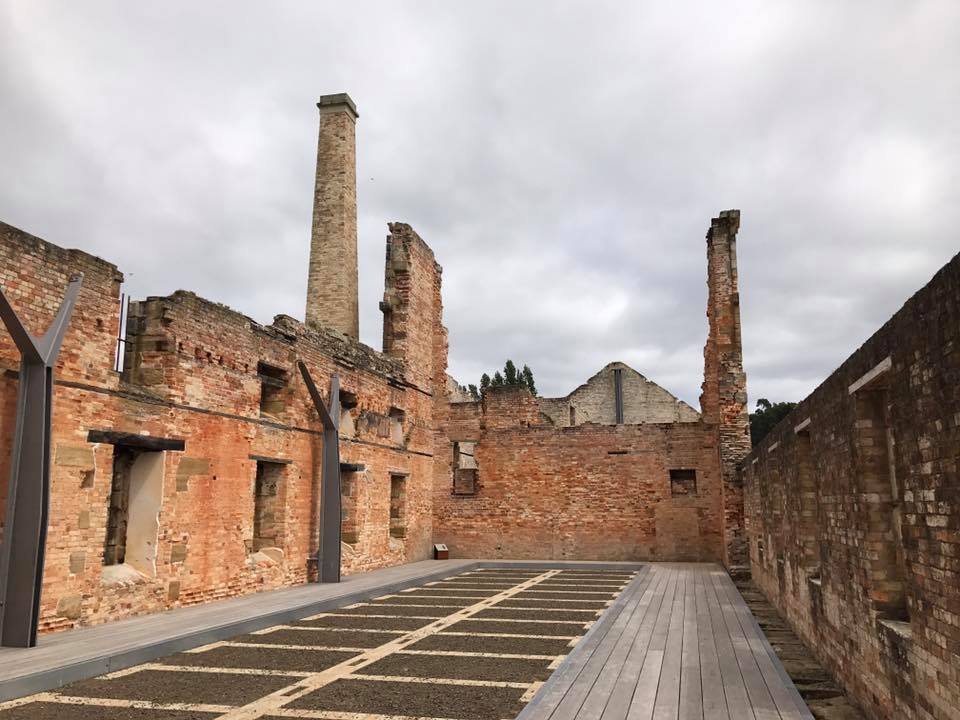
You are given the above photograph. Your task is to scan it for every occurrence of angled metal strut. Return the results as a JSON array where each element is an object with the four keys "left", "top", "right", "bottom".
[
  {"left": 0, "top": 273, "right": 83, "bottom": 647},
  {"left": 298, "top": 361, "right": 341, "bottom": 583}
]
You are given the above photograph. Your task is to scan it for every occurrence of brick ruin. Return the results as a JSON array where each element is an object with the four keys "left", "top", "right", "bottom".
[
  {"left": 742, "top": 252, "right": 960, "bottom": 719},
  {"left": 0, "top": 92, "right": 753, "bottom": 636}
]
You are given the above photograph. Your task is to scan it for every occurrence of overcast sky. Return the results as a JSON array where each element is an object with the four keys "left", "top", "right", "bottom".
[{"left": 1, "top": 2, "right": 957, "bottom": 406}]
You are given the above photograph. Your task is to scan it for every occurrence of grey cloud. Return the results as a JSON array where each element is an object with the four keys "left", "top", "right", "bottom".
[{"left": 1, "top": 1, "right": 958, "bottom": 408}]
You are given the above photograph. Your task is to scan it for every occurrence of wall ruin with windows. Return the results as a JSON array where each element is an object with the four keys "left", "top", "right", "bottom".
[
  {"left": 742, "top": 252, "right": 960, "bottom": 720},
  {"left": 435, "top": 384, "right": 724, "bottom": 561},
  {"left": 435, "top": 212, "right": 750, "bottom": 565},
  {"left": 0, "top": 215, "right": 448, "bottom": 633}
]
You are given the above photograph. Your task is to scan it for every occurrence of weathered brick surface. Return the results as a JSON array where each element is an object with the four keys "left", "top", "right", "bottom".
[
  {"left": 743, "top": 252, "right": 960, "bottom": 719},
  {"left": 305, "top": 94, "right": 359, "bottom": 338},
  {"left": 435, "top": 211, "right": 749, "bottom": 566},
  {"left": 700, "top": 210, "right": 751, "bottom": 568},
  {"left": 0, "top": 211, "right": 447, "bottom": 632},
  {"left": 434, "top": 385, "right": 723, "bottom": 561}
]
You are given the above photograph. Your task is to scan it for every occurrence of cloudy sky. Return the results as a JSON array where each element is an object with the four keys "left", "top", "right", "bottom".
[{"left": 1, "top": 2, "right": 957, "bottom": 406}]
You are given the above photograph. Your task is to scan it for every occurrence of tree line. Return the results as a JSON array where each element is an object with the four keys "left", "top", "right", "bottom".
[{"left": 458, "top": 360, "right": 537, "bottom": 400}]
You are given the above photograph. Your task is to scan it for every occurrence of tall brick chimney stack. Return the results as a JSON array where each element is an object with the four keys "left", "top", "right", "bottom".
[
  {"left": 305, "top": 93, "right": 359, "bottom": 338},
  {"left": 701, "top": 209, "right": 751, "bottom": 568}
]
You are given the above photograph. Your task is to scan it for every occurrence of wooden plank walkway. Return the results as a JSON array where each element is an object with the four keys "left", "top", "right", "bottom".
[{"left": 517, "top": 564, "right": 814, "bottom": 720}]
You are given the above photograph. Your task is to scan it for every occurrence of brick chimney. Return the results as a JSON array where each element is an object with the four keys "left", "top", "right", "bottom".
[{"left": 305, "top": 93, "right": 359, "bottom": 338}]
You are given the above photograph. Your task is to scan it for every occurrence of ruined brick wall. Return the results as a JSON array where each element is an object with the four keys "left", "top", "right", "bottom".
[
  {"left": 538, "top": 362, "right": 700, "bottom": 427},
  {"left": 434, "top": 385, "right": 723, "bottom": 561},
  {"left": 0, "top": 219, "right": 447, "bottom": 633},
  {"left": 743, "top": 252, "right": 960, "bottom": 720},
  {"left": 700, "top": 210, "right": 751, "bottom": 568}
]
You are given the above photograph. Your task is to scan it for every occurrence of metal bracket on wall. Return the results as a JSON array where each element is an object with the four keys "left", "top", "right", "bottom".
[
  {"left": 298, "top": 361, "right": 342, "bottom": 583},
  {"left": 0, "top": 273, "right": 83, "bottom": 648}
]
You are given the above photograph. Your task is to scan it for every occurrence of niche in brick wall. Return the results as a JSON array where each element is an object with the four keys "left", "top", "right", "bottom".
[
  {"left": 669, "top": 469, "right": 697, "bottom": 497},
  {"left": 388, "top": 407, "right": 405, "bottom": 444},
  {"left": 390, "top": 474, "right": 407, "bottom": 539},
  {"left": 850, "top": 362, "right": 910, "bottom": 624},
  {"left": 104, "top": 447, "right": 164, "bottom": 578},
  {"left": 795, "top": 427, "right": 821, "bottom": 575},
  {"left": 257, "top": 362, "right": 288, "bottom": 418},
  {"left": 339, "top": 390, "right": 358, "bottom": 438},
  {"left": 453, "top": 441, "right": 479, "bottom": 495},
  {"left": 341, "top": 471, "right": 359, "bottom": 544},
  {"left": 252, "top": 461, "right": 285, "bottom": 553}
]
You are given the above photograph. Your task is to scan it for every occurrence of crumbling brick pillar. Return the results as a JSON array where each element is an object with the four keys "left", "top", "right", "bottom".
[
  {"left": 700, "top": 209, "right": 751, "bottom": 569},
  {"left": 305, "top": 93, "right": 359, "bottom": 339}
]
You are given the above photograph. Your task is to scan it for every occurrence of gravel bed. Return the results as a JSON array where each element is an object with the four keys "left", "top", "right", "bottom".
[
  {"left": 236, "top": 627, "right": 394, "bottom": 648},
  {"left": 294, "top": 615, "right": 434, "bottom": 631},
  {"left": 494, "top": 599, "right": 609, "bottom": 610},
  {"left": 284, "top": 678, "right": 525, "bottom": 720},
  {"left": 410, "top": 633, "right": 572, "bottom": 656},
  {"left": 473, "top": 608, "right": 599, "bottom": 621},
  {"left": 58, "top": 669, "right": 298, "bottom": 706},
  {"left": 158, "top": 646, "right": 357, "bottom": 673},
  {"left": 334, "top": 604, "right": 451, "bottom": 617},
  {"left": 363, "top": 653, "right": 552, "bottom": 683},
  {"left": 444, "top": 619, "right": 589, "bottom": 636},
  {"left": 0, "top": 704, "right": 219, "bottom": 720}
]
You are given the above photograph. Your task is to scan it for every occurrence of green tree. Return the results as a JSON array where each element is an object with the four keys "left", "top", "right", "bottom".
[
  {"left": 467, "top": 384, "right": 480, "bottom": 400},
  {"left": 749, "top": 398, "right": 797, "bottom": 447},
  {"left": 492, "top": 371, "right": 505, "bottom": 386},
  {"left": 521, "top": 364, "right": 537, "bottom": 396},
  {"left": 480, "top": 373, "right": 491, "bottom": 391},
  {"left": 504, "top": 359, "right": 518, "bottom": 385}
]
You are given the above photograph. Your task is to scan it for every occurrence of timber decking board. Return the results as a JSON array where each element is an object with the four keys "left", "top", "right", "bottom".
[{"left": 517, "top": 564, "right": 815, "bottom": 720}]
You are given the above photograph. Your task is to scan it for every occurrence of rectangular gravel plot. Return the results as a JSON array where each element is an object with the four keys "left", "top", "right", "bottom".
[
  {"left": 159, "top": 646, "right": 358, "bottom": 673},
  {"left": 410, "top": 633, "right": 573, "bottom": 656},
  {"left": 0, "top": 703, "right": 221, "bottom": 720},
  {"left": 445, "top": 619, "right": 589, "bottom": 636},
  {"left": 58, "top": 668, "right": 299, "bottom": 706},
  {"left": 400, "top": 588, "right": 494, "bottom": 597},
  {"left": 552, "top": 573, "right": 634, "bottom": 580},
  {"left": 533, "top": 583, "right": 625, "bottom": 590},
  {"left": 515, "top": 590, "right": 614, "bottom": 600},
  {"left": 370, "top": 596, "right": 472, "bottom": 606},
  {"left": 294, "top": 615, "right": 434, "bottom": 631},
  {"left": 474, "top": 608, "right": 599, "bottom": 621},
  {"left": 429, "top": 582, "right": 516, "bottom": 588},
  {"left": 334, "top": 604, "right": 451, "bottom": 617},
  {"left": 236, "top": 628, "right": 394, "bottom": 648},
  {"left": 494, "top": 599, "right": 609, "bottom": 610},
  {"left": 364, "top": 653, "right": 553, "bottom": 683},
  {"left": 284, "top": 678, "right": 525, "bottom": 720}
]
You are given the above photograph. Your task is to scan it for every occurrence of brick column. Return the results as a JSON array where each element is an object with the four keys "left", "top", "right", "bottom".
[
  {"left": 700, "top": 209, "right": 751, "bottom": 568},
  {"left": 305, "top": 93, "right": 359, "bottom": 338}
]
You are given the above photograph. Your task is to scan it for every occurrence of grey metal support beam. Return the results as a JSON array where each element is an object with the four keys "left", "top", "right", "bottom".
[
  {"left": 0, "top": 273, "right": 83, "bottom": 648},
  {"left": 298, "top": 361, "right": 341, "bottom": 583}
]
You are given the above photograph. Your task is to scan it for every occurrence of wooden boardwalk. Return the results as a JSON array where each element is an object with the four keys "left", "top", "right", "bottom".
[{"left": 518, "top": 564, "right": 813, "bottom": 720}]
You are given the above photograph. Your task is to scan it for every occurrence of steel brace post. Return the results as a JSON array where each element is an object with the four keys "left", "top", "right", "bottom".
[
  {"left": 0, "top": 273, "right": 83, "bottom": 647},
  {"left": 298, "top": 361, "right": 341, "bottom": 583}
]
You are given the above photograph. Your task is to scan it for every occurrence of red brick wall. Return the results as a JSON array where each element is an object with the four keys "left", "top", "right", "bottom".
[
  {"left": 743, "top": 251, "right": 960, "bottom": 720},
  {"left": 434, "top": 386, "right": 723, "bottom": 561},
  {"left": 0, "top": 220, "right": 447, "bottom": 633},
  {"left": 700, "top": 210, "right": 751, "bottom": 568}
]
